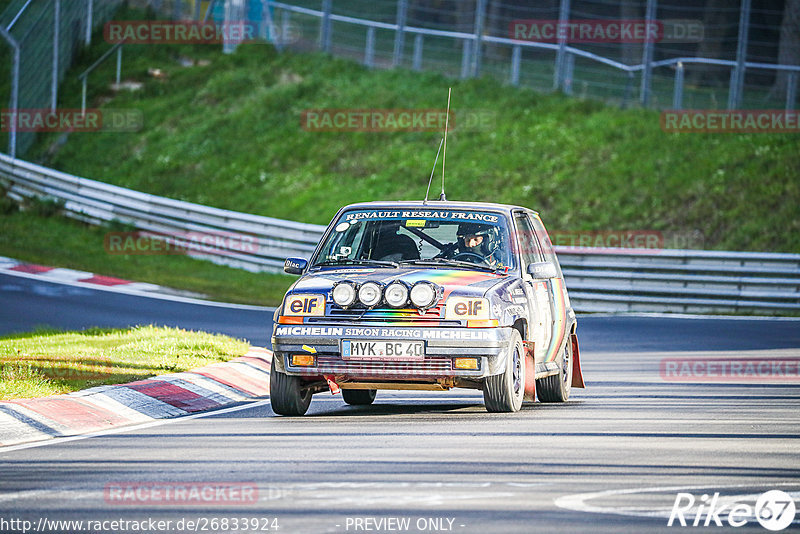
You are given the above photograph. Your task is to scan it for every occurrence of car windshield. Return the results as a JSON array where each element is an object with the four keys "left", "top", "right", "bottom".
[{"left": 312, "top": 208, "right": 514, "bottom": 271}]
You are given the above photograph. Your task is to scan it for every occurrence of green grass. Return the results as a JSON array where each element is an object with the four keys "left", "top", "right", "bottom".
[
  {"left": 27, "top": 43, "right": 798, "bottom": 252},
  {"left": 0, "top": 14, "right": 797, "bottom": 305},
  {"left": 0, "top": 325, "right": 250, "bottom": 400},
  {"left": 0, "top": 207, "right": 294, "bottom": 306}
]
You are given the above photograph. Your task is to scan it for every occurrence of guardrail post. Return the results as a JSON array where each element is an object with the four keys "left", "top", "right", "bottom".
[
  {"left": 51, "top": 0, "right": 61, "bottom": 112},
  {"left": 116, "top": 46, "right": 122, "bottom": 84},
  {"left": 174, "top": 0, "right": 183, "bottom": 20},
  {"left": 510, "top": 44, "right": 521, "bottom": 86},
  {"left": 263, "top": 1, "right": 280, "bottom": 49},
  {"left": 203, "top": 0, "right": 215, "bottom": 22},
  {"left": 563, "top": 52, "right": 574, "bottom": 95},
  {"left": 0, "top": 26, "right": 20, "bottom": 158},
  {"left": 673, "top": 61, "right": 684, "bottom": 109},
  {"left": 412, "top": 33, "right": 423, "bottom": 71},
  {"left": 553, "top": 0, "right": 570, "bottom": 90},
  {"left": 622, "top": 71, "right": 634, "bottom": 109},
  {"left": 460, "top": 39, "right": 471, "bottom": 79},
  {"left": 81, "top": 77, "right": 87, "bottom": 116},
  {"left": 639, "top": 0, "right": 656, "bottom": 106},
  {"left": 728, "top": 0, "right": 751, "bottom": 109},
  {"left": 194, "top": 0, "right": 202, "bottom": 19},
  {"left": 85, "top": 0, "right": 93, "bottom": 45},
  {"left": 785, "top": 72, "right": 797, "bottom": 112},
  {"left": 471, "top": 0, "right": 486, "bottom": 77},
  {"left": 364, "top": 26, "right": 375, "bottom": 68},
  {"left": 281, "top": 10, "right": 291, "bottom": 47},
  {"left": 393, "top": 0, "right": 407, "bottom": 67},
  {"left": 320, "top": 0, "right": 332, "bottom": 53}
]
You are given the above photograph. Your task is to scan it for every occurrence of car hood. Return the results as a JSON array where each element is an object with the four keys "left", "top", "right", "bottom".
[{"left": 291, "top": 266, "right": 509, "bottom": 299}]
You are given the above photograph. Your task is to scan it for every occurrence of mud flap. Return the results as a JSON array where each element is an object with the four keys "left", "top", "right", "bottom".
[
  {"left": 324, "top": 375, "right": 340, "bottom": 395},
  {"left": 571, "top": 334, "right": 585, "bottom": 388},
  {"left": 523, "top": 354, "right": 536, "bottom": 401}
]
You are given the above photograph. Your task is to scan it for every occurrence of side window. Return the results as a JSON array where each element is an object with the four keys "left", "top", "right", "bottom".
[
  {"left": 528, "top": 214, "right": 563, "bottom": 278},
  {"left": 513, "top": 214, "right": 544, "bottom": 270}
]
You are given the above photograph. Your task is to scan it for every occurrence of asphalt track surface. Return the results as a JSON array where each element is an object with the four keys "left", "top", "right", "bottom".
[{"left": 1, "top": 271, "right": 799, "bottom": 533}]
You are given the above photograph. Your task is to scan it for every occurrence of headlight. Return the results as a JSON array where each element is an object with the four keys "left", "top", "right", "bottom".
[
  {"left": 358, "top": 282, "right": 382, "bottom": 307},
  {"left": 384, "top": 281, "right": 409, "bottom": 308},
  {"left": 332, "top": 281, "right": 357, "bottom": 307},
  {"left": 410, "top": 282, "right": 437, "bottom": 308}
]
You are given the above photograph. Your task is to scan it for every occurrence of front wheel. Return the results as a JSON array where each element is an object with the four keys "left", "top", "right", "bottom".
[
  {"left": 342, "top": 389, "right": 377, "bottom": 405},
  {"left": 537, "top": 336, "right": 573, "bottom": 403},
  {"left": 483, "top": 329, "right": 525, "bottom": 412},
  {"left": 269, "top": 355, "right": 313, "bottom": 416}
]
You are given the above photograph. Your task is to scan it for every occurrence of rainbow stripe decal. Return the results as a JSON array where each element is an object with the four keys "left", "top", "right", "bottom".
[
  {"left": 398, "top": 269, "right": 502, "bottom": 286},
  {"left": 544, "top": 278, "right": 568, "bottom": 363}
]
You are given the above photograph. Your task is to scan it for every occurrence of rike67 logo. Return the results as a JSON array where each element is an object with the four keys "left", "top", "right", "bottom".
[{"left": 668, "top": 490, "right": 796, "bottom": 530}]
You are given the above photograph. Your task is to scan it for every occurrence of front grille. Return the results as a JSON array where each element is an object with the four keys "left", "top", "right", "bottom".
[
  {"left": 305, "top": 304, "right": 460, "bottom": 325},
  {"left": 329, "top": 305, "right": 443, "bottom": 320},
  {"left": 309, "top": 355, "right": 454, "bottom": 377}
]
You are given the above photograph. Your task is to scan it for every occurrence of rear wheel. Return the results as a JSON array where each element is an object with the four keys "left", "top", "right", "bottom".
[
  {"left": 483, "top": 329, "right": 525, "bottom": 412},
  {"left": 342, "top": 389, "right": 377, "bottom": 405},
  {"left": 269, "top": 355, "right": 313, "bottom": 416},
  {"left": 537, "top": 336, "right": 572, "bottom": 403}
]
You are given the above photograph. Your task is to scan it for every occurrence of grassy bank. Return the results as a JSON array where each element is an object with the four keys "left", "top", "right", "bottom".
[
  {"left": 24, "top": 41, "right": 798, "bottom": 253},
  {"left": 0, "top": 10, "right": 796, "bottom": 305},
  {"left": 0, "top": 208, "right": 293, "bottom": 306},
  {"left": 0, "top": 325, "right": 249, "bottom": 400}
]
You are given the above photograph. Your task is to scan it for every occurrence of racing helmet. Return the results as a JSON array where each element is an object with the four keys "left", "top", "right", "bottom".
[{"left": 456, "top": 222, "right": 499, "bottom": 256}]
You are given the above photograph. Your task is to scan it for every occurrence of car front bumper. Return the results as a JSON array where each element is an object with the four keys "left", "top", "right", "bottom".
[{"left": 271, "top": 324, "right": 514, "bottom": 379}]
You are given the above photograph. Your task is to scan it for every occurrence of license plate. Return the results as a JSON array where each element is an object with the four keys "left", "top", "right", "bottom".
[{"left": 341, "top": 340, "right": 425, "bottom": 360}]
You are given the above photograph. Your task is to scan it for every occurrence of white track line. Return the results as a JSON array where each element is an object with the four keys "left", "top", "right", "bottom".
[
  {"left": 555, "top": 482, "right": 800, "bottom": 521},
  {"left": 0, "top": 399, "right": 272, "bottom": 454}
]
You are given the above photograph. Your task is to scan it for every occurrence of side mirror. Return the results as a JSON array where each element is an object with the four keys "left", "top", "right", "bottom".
[
  {"left": 527, "top": 262, "right": 557, "bottom": 280},
  {"left": 284, "top": 257, "right": 308, "bottom": 275}
]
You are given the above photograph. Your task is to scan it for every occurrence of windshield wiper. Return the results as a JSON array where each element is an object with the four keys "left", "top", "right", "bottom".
[
  {"left": 312, "top": 258, "right": 399, "bottom": 269},
  {"left": 399, "top": 258, "right": 501, "bottom": 273}
]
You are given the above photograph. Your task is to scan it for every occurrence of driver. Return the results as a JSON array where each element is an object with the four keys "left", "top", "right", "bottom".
[{"left": 454, "top": 222, "right": 504, "bottom": 268}]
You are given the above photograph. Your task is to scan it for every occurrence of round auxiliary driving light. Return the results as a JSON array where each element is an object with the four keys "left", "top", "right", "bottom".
[
  {"left": 384, "top": 281, "right": 409, "bottom": 308},
  {"left": 358, "top": 281, "right": 383, "bottom": 307},
  {"left": 410, "top": 282, "right": 437, "bottom": 308},
  {"left": 332, "top": 281, "right": 357, "bottom": 307}
]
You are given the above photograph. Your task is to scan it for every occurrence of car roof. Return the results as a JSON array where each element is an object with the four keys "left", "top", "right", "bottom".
[{"left": 339, "top": 200, "right": 538, "bottom": 216}]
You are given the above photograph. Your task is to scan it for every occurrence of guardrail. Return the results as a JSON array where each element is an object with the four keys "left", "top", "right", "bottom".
[
  {"left": 1, "top": 153, "right": 798, "bottom": 314},
  {"left": 265, "top": 1, "right": 800, "bottom": 111}
]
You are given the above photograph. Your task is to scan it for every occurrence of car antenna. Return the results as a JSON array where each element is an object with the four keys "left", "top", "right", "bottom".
[
  {"left": 439, "top": 87, "right": 451, "bottom": 201},
  {"left": 423, "top": 87, "right": 451, "bottom": 204},
  {"left": 423, "top": 138, "right": 444, "bottom": 205}
]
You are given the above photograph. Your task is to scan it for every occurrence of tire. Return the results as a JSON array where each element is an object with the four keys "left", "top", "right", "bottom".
[
  {"left": 483, "top": 329, "right": 525, "bottom": 413},
  {"left": 537, "top": 335, "right": 573, "bottom": 403},
  {"left": 269, "top": 355, "right": 313, "bottom": 416},
  {"left": 342, "top": 389, "right": 377, "bottom": 405}
]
